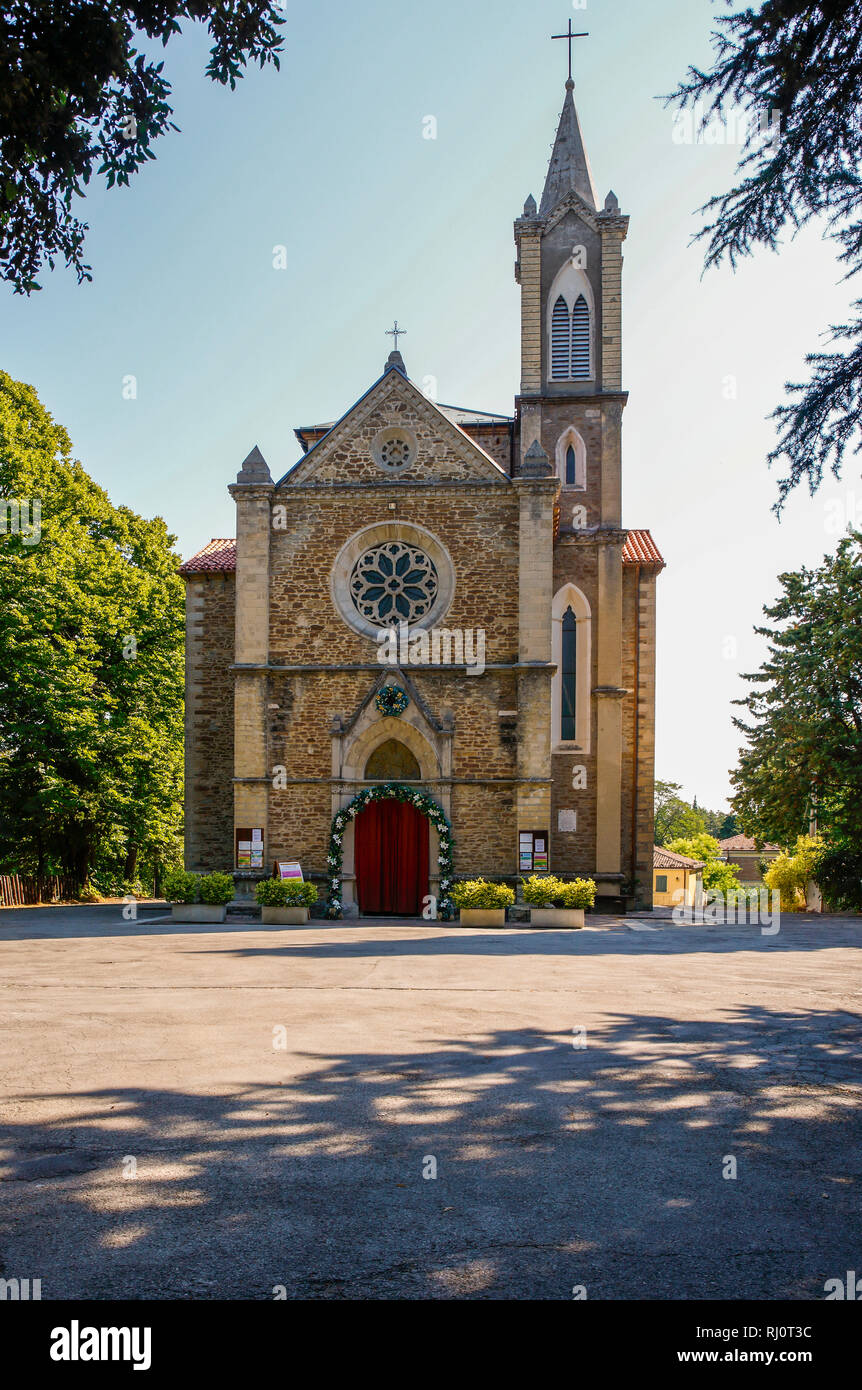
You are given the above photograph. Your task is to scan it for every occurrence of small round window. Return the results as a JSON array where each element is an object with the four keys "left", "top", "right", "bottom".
[{"left": 372, "top": 425, "right": 417, "bottom": 472}]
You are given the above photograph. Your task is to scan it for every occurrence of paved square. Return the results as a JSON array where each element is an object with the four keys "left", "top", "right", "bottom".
[{"left": 1, "top": 906, "right": 860, "bottom": 1299}]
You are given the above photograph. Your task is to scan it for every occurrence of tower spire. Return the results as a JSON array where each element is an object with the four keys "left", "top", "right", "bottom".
[{"left": 540, "top": 72, "right": 598, "bottom": 215}]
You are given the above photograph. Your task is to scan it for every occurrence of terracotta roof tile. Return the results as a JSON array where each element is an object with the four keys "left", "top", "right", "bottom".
[
  {"left": 179, "top": 538, "right": 237, "bottom": 575},
  {"left": 654, "top": 847, "right": 705, "bottom": 870},
  {"left": 622, "top": 529, "right": 665, "bottom": 566},
  {"left": 719, "top": 835, "right": 782, "bottom": 854}
]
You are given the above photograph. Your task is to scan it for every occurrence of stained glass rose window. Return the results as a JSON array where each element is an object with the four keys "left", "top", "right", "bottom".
[{"left": 349, "top": 542, "right": 438, "bottom": 626}]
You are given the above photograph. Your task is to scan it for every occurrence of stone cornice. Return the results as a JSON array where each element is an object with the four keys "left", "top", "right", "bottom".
[
  {"left": 273, "top": 480, "right": 513, "bottom": 491},
  {"left": 559, "top": 527, "right": 627, "bottom": 547},
  {"left": 234, "top": 776, "right": 553, "bottom": 787},
  {"left": 232, "top": 661, "right": 557, "bottom": 675},
  {"left": 595, "top": 211, "right": 630, "bottom": 236},
  {"left": 228, "top": 483, "right": 274, "bottom": 501}
]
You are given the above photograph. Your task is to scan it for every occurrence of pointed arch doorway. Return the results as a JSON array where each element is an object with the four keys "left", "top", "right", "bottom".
[{"left": 355, "top": 740, "right": 429, "bottom": 915}]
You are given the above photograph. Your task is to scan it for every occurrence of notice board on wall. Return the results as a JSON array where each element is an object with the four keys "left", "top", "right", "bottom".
[
  {"left": 235, "top": 827, "right": 264, "bottom": 870},
  {"left": 519, "top": 831, "right": 549, "bottom": 874}
]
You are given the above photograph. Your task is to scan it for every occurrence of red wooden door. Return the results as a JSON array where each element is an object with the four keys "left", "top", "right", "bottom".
[{"left": 355, "top": 799, "right": 429, "bottom": 916}]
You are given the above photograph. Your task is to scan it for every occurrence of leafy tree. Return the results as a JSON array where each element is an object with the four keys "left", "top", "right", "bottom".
[
  {"left": 654, "top": 779, "right": 707, "bottom": 843},
  {"left": 0, "top": 369, "right": 184, "bottom": 889},
  {"left": 666, "top": 832, "right": 743, "bottom": 897},
  {"left": 669, "top": 1, "right": 862, "bottom": 510},
  {"left": 718, "top": 812, "right": 740, "bottom": 840},
  {"left": 0, "top": 2, "right": 284, "bottom": 293},
  {"left": 816, "top": 842, "right": 862, "bottom": 910},
  {"left": 731, "top": 532, "right": 862, "bottom": 847},
  {"left": 764, "top": 835, "right": 823, "bottom": 911},
  {"left": 655, "top": 782, "right": 739, "bottom": 846}
]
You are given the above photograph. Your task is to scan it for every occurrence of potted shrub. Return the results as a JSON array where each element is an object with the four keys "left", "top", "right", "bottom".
[
  {"left": 198, "top": 872, "right": 236, "bottom": 922},
  {"left": 522, "top": 874, "right": 596, "bottom": 928},
  {"left": 163, "top": 868, "right": 234, "bottom": 923},
  {"left": 452, "top": 879, "right": 515, "bottom": 927},
  {"left": 255, "top": 877, "right": 319, "bottom": 925},
  {"left": 163, "top": 867, "right": 200, "bottom": 921}
]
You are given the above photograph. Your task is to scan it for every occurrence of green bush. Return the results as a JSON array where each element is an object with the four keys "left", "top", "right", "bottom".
[
  {"left": 452, "top": 879, "right": 515, "bottom": 910},
  {"left": 556, "top": 879, "right": 597, "bottom": 910},
  {"left": 521, "top": 874, "right": 596, "bottom": 909},
  {"left": 198, "top": 872, "right": 235, "bottom": 907},
  {"left": 255, "top": 878, "right": 318, "bottom": 908},
  {"left": 816, "top": 844, "right": 862, "bottom": 912},
  {"left": 162, "top": 868, "right": 199, "bottom": 904},
  {"left": 764, "top": 835, "right": 822, "bottom": 912}
]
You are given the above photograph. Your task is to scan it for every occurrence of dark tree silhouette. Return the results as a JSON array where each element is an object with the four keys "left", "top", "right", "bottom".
[
  {"left": 669, "top": 1, "right": 862, "bottom": 511},
  {"left": 0, "top": 2, "right": 284, "bottom": 293}
]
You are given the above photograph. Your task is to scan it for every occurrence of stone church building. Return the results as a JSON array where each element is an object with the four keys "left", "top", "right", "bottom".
[{"left": 180, "top": 75, "right": 664, "bottom": 914}]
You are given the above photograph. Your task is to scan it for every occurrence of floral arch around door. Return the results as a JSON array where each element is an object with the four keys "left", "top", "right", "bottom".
[{"left": 326, "top": 783, "right": 454, "bottom": 919}]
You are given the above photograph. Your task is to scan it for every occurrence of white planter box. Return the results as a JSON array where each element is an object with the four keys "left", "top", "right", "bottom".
[
  {"left": 170, "top": 904, "right": 227, "bottom": 923},
  {"left": 457, "top": 908, "right": 508, "bottom": 928},
  {"left": 261, "top": 906, "right": 309, "bottom": 926},
  {"left": 528, "top": 907, "right": 585, "bottom": 929}
]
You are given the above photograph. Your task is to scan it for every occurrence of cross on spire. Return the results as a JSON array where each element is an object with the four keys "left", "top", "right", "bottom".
[
  {"left": 386, "top": 320, "right": 407, "bottom": 351},
  {"left": 552, "top": 19, "right": 589, "bottom": 83}
]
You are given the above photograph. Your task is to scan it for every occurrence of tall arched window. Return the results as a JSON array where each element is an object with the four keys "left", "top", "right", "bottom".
[
  {"left": 552, "top": 583, "right": 591, "bottom": 751},
  {"left": 561, "top": 607, "right": 577, "bottom": 741},
  {"left": 555, "top": 427, "right": 587, "bottom": 490}
]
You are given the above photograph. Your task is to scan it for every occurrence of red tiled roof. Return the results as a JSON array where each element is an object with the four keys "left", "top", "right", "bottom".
[
  {"left": 654, "top": 847, "right": 705, "bottom": 870},
  {"left": 179, "top": 538, "right": 237, "bottom": 575},
  {"left": 622, "top": 529, "right": 665, "bottom": 566},
  {"left": 719, "top": 835, "right": 782, "bottom": 854}
]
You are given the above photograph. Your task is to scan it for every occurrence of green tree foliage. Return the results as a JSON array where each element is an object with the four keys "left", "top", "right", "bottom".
[
  {"left": 763, "top": 835, "right": 823, "bottom": 912},
  {"left": 654, "top": 779, "right": 733, "bottom": 845},
  {"left": 669, "top": 1, "right": 862, "bottom": 510},
  {"left": 665, "top": 833, "right": 743, "bottom": 897},
  {"left": 0, "top": 370, "right": 184, "bottom": 889},
  {"left": 718, "top": 812, "right": 741, "bottom": 840},
  {"left": 0, "top": 3, "right": 284, "bottom": 292},
  {"left": 731, "top": 533, "right": 862, "bottom": 848},
  {"left": 655, "top": 780, "right": 704, "bottom": 843},
  {"left": 816, "top": 842, "right": 862, "bottom": 911}
]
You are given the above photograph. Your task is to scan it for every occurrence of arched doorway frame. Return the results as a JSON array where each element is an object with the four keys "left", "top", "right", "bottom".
[{"left": 326, "top": 784, "right": 454, "bottom": 920}]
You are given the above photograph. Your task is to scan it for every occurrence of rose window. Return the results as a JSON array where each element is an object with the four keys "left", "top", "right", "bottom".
[
  {"left": 349, "top": 542, "right": 438, "bottom": 626},
  {"left": 379, "top": 435, "right": 412, "bottom": 467}
]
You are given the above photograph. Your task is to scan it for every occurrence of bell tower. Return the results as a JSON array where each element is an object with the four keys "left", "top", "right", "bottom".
[
  {"left": 513, "top": 48, "right": 640, "bottom": 907},
  {"left": 514, "top": 73, "right": 629, "bottom": 498}
]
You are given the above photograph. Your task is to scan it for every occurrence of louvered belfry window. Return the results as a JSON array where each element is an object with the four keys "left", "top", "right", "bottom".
[
  {"left": 551, "top": 294, "right": 590, "bottom": 380},
  {"left": 561, "top": 606, "right": 577, "bottom": 741},
  {"left": 551, "top": 295, "right": 571, "bottom": 379},
  {"left": 571, "top": 295, "right": 590, "bottom": 378}
]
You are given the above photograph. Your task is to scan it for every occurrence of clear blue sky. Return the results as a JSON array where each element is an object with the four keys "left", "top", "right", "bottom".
[{"left": 0, "top": 0, "right": 855, "bottom": 811}]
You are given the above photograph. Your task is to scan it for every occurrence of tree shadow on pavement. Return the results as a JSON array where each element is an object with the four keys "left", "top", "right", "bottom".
[{"left": 1, "top": 1006, "right": 860, "bottom": 1300}]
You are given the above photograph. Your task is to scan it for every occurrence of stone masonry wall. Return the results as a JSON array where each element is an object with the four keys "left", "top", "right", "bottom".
[
  {"left": 620, "top": 565, "right": 658, "bottom": 907},
  {"left": 184, "top": 572, "right": 235, "bottom": 872}
]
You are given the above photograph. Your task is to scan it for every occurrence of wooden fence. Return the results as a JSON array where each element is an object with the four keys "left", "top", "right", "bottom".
[{"left": 0, "top": 874, "right": 81, "bottom": 907}]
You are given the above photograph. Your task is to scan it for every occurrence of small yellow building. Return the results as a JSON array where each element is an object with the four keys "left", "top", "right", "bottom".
[{"left": 653, "top": 847, "right": 704, "bottom": 908}]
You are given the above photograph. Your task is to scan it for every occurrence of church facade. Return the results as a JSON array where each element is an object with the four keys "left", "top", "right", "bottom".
[{"left": 180, "top": 76, "right": 664, "bottom": 914}]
